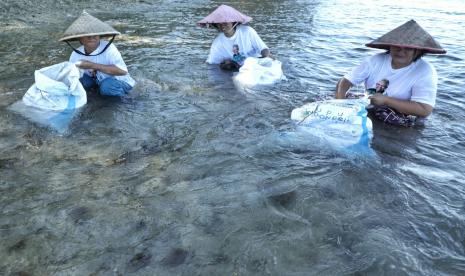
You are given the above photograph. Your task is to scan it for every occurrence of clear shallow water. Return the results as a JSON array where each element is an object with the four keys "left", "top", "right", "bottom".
[{"left": 1, "top": 0, "right": 465, "bottom": 275}]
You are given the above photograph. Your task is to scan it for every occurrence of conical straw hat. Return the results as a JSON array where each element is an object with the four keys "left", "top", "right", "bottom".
[
  {"left": 366, "top": 20, "right": 446, "bottom": 54},
  {"left": 59, "top": 11, "right": 121, "bottom": 42},
  {"left": 197, "top": 4, "right": 252, "bottom": 28}
]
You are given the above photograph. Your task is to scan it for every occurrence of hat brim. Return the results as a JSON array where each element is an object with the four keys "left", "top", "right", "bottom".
[
  {"left": 59, "top": 31, "right": 120, "bottom": 42},
  {"left": 366, "top": 42, "right": 447, "bottom": 54}
]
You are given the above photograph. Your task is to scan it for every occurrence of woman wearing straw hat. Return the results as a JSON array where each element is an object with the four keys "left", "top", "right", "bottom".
[
  {"left": 198, "top": 4, "right": 272, "bottom": 70},
  {"left": 335, "top": 20, "right": 446, "bottom": 125},
  {"left": 60, "top": 11, "right": 135, "bottom": 97}
]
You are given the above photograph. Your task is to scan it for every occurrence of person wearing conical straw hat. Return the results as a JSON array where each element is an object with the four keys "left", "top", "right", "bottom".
[
  {"left": 335, "top": 20, "right": 446, "bottom": 124},
  {"left": 198, "top": 4, "right": 272, "bottom": 71},
  {"left": 60, "top": 11, "right": 135, "bottom": 97}
]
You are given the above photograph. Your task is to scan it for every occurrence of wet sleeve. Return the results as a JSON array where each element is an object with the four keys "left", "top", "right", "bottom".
[{"left": 344, "top": 56, "right": 372, "bottom": 85}]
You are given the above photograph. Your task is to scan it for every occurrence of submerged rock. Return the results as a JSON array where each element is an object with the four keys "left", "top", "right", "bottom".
[
  {"left": 68, "top": 206, "right": 92, "bottom": 223},
  {"left": 268, "top": 190, "right": 297, "bottom": 208},
  {"left": 127, "top": 251, "right": 152, "bottom": 272},
  {"left": 161, "top": 248, "right": 189, "bottom": 267},
  {"left": 8, "top": 238, "right": 27, "bottom": 252}
]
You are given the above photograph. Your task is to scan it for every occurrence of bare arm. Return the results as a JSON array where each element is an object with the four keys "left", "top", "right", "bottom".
[
  {"left": 369, "top": 94, "right": 433, "bottom": 117},
  {"left": 76, "top": 60, "right": 127, "bottom": 76},
  {"left": 335, "top": 77, "right": 353, "bottom": 99}
]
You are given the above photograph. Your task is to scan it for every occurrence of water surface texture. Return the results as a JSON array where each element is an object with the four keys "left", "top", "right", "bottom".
[{"left": 1, "top": 0, "right": 465, "bottom": 275}]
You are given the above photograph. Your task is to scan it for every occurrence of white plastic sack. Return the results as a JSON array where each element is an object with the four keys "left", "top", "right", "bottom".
[
  {"left": 291, "top": 99, "right": 373, "bottom": 151},
  {"left": 9, "top": 100, "right": 79, "bottom": 134},
  {"left": 23, "top": 62, "right": 86, "bottom": 111},
  {"left": 8, "top": 62, "right": 86, "bottom": 133},
  {"left": 233, "top": 57, "right": 285, "bottom": 88}
]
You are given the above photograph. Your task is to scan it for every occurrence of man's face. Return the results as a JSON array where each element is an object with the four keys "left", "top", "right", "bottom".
[
  {"left": 79, "top": 35, "right": 100, "bottom": 50},
  {"left": 376, "top": 81, "right": 387, "bottom": 92}
]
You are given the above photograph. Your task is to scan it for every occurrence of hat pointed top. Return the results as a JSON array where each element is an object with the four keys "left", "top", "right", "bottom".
[
  {"left": 59, "top": 10, "right": 120, "bottom": 42},
  {"left": 366, "top": 20, "right": 446, "bottom": 54},
  {"left": 197, "top": 4, "right": 252, "bottom": 28}
]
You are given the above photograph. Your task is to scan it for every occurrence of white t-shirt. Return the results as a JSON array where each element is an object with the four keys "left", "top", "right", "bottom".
[
  {"left": 69, "top": 41, "right": 136, "bottom": 87},
  {"left": 206, "top": 25, "right": 268, "bottom": 64},
  {"left": 344, "top": 53, "right": 437, "bottom": 107}
]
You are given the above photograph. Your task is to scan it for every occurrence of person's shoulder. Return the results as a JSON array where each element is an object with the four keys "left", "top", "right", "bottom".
[
  {"left": 362, "top": 52, "right": 388, "bottom": 66},
  {"left": 69, "top": 45, "right": 84, "bottom": 60},
  {"left": 102, "top": 40, "right": 123, "bottom": 55},
  {"left": 238, "top": 25, "right": 252, "bottom": 30},
  {"left": 237, "top": 24, "right": 256, "bottom": 33},
  {"left": 415, "top": 58, "right": 433, "bottom": 68},
  {"left": 415, "top": 58, "right": 436, "bottom": 74},
  {"left": 358, "top": 52, "right": 384, "bottom": 63},
  {"left": 103, "top": 40, "right": 119, "bottom": 51},
  {"left": 212, "top": 32, "right": 226, "bottom": 44},
  {"left": 371, "top": 52, "right": 389, "bottom": 61},
  {"left": 70, "top": 44, "right": 85, "bottom": 54}
]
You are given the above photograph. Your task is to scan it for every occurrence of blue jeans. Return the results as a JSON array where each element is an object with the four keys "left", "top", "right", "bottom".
[{"left": 80, "top": 74, "right": 133, "bottom": 96}]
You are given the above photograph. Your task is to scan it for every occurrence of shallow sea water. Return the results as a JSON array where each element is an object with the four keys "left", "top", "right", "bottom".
[{"left": 1, "top": 0, "right": 465, "bottom": 275}]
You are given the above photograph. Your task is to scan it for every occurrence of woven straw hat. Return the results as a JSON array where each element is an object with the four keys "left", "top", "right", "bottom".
[
  {"left": 59, "top": 11, "right": 120, "bottom": 42},
  {"left": 197, "top": 4, "right": 252, "bottom": 28},
  {"left": 366, "top": 20, "right": 446, "bottom": 54}
]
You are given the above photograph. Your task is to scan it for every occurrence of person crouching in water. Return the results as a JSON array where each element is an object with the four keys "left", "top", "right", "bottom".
[
  {"left": 197, "top": 4, "right": 272, "bottom": 71},
  {"left": 59, "top": 11, "right": 135, "bottom": 96}
]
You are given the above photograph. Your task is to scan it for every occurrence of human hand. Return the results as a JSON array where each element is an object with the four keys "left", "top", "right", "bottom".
[
  {"left": 368, "top": 93, "right": 388, "bottom": 106},
  {"left": 75, "top": 60, "right": 97, "bottom": 70}
]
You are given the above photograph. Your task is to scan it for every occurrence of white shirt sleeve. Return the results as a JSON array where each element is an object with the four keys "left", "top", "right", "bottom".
[
  {"left": 344, "top": 56, "right": 373, "bottom": 85},
  {"left": 106, "top": 44, "right": 128, "bottom": 72},
  {"left": 206, "top": 36, "right": 224, "bottom": 64},
  {"left": 69, "top": 48, "right": 83, "bottom": 64},
  {"left": 411, "top": 64, "right": 437, "bottom": 107},
  {"left": 247, "top": 26, "right": 268, "bottom": 53}
]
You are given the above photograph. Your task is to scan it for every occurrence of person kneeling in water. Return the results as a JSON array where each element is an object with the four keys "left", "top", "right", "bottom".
[
  {"left": 197, "top": 4, "right": 272, "bottom": 71},
  {"left": 59, "top": 11, "right": 135, "bottom": 96},
  {"left": 335, "top": 20, "right": 446, "bottom": 126}
]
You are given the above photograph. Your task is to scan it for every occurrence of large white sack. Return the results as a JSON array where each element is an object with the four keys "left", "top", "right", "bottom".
[
  {"left": 291, "top": 99, "right": 373, "bottom": 152},
  {"left": 9, "top": 100, "right": 80, "bottom": 134},
  {"left": 233, "top": 57, "right": 285, "bottom": 88},
  {"left": 22, "top": 62, "right": 86, "bottom": 111}
]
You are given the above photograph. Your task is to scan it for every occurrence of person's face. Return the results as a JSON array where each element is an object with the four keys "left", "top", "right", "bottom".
[
  {"left": 390, "top": 46, "right": 417, "bottom": 68},
  {"left": 233, "top": 46, "right": 239, "bottom": 54},
  {"left": 376, "top": 81, "right": 387, "bottom": 92},
  {"left": 79, "top": 35, "right": 100, "bottom": 51},
  {"left": 218, "top": 22, "right": 235, "bottom": 35}
]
